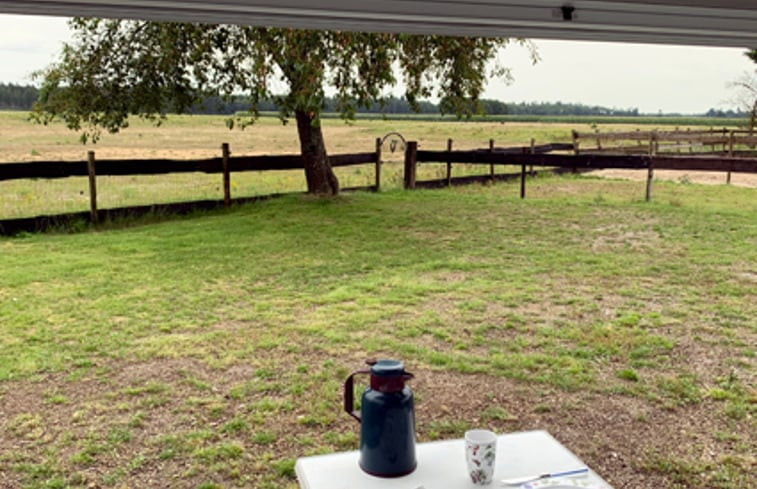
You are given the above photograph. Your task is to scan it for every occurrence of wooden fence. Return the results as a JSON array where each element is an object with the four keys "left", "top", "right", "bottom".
[
  {"left": 404, "top": 140, "right": 757, "bottom": 201},
  {"left": 0, "top": 137, "right": 565, "bottom": 231},
  {"left": 2, "top": 136, "right": 757, "bottom": 235},
  {"left": 0, "top": 142, "right": 380, "bottom": 227},
  {"left": 571, "top": 128, "right": 757, "bottom": 184},
  {"left": 572, "top": 128, "right": 757, "bottom": 157}
]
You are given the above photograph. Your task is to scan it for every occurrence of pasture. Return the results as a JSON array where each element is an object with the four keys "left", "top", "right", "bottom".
[
  {"left": 1, "top": 113, "right": 755, "bottom": 489},
  {"left": 1, "top": 111, "right": 755, "bottom": 220}
]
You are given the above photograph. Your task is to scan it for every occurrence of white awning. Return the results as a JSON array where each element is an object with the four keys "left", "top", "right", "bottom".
[{"left": 0, "top": 1, "right": 755, "bottom": 48}]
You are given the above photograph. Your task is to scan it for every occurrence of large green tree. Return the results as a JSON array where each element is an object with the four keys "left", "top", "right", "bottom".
[{"left": 33, "top": 20, "right": 535, "bottom": 195}]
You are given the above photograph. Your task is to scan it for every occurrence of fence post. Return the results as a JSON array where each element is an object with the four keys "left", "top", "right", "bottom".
[
  {"left": 727, "top": 131, "right": 734, "bottom": 184},
  {"left": 571, "top": 130, "right": 579, "bottom": 173},
  {"left": 489, "top": 138, "right": 495, "bottom": 181},
  {"left": 675, "top": 127, "right": 680, "bottom": 154},
  {"left": 404, "top": 141, "right": 417, "bottom": 190},
  {"left": 520, "top": 157, "right": 527, "bottom": 200},
  {"left": 709, "top": 126, "right": 715, "bottom": 153},
  {"left": 529, "top": 138, "right": 535, "bottom": 176},
  {"left": 446, "top": 138, "right": 453, "bottom": 186},
  {"left": 375, "top": 137, "right": 382, "bottom": 192},
  {"left": 646, "top": 133, "right": 656, "bottom": 202},
  {"left": 571, "top": 130, "right": 580, "bottom": 155},
  {"left": 722, "top": 128, "right": 728, "bottom": 154},
  {"left": 87, "top": 151, "right": 98, "bottom": 225},
  {"left": 687, "top": 128, "right": 692, "bottom": 153},
  {"left": 222, "top": 143, "right": 231, "bottom": 208},
  {"left": 650, "top": 130, "right": 659, "bottom": 155}
]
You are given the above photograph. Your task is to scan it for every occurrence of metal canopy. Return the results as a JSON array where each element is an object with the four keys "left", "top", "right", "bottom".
[{"left": 0, "top": 0, "right": 755, "bottom": 48}]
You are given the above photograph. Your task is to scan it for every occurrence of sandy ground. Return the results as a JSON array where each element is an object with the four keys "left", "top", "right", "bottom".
[{"left": 590, "top": 169, "right": 757, "bottom": 188}]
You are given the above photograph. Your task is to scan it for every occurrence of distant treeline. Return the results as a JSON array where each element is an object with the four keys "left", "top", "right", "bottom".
[
  {"left": 703, "top": 108, "right": 748, "bottom": 118},
  {"left": 179, "top": 96, "right": 644, "bottom": 117},
  {"left": 0, "top": 83, "right": 39, "bottom": 110},
  {"left": 501, "top": 101, "right": 637, "bottom": 116},
  {"left": 0, "top": 83, "right": 747, "bottom": 118},
  {"left": 194, "top": 95, "right": 451, "bottom": 115}
]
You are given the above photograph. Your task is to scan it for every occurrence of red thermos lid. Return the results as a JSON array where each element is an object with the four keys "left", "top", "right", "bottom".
[{"left": 369, "top": 359, "right": 413, "bottom": 393}]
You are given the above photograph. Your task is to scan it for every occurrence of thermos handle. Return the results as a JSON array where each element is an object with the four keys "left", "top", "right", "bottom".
[{"left": 344, "top": 369, "right": 370, "bottom": 422}]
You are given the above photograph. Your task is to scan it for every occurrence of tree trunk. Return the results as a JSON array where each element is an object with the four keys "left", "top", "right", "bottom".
[{"left": 295, "top": 110, "right": 339, "bottom": 195}]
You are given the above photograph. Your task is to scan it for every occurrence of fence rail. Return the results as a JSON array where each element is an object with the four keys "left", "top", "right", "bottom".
[
  {"left": 2, "top": 137, "right": 757, "bottom": 235},
  {"left": 573, "top": 128, "right": 757, "bottom": 143},
  {"left": 572, "top": 128, "right": 757, "bottom": 156},
  {"left": 416, "top": 151, "right": 757, "bottom": 173},
  {"left": 408, "top": 141, "right": 757, "bottom": 201},
  {"left": 0, "top": 143, "right": 381, "bottom": 228},
  {"left": 0, "top": 152, "right": 377, "bottom": 181}
]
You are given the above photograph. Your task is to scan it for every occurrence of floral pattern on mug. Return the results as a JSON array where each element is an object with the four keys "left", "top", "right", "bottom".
[{"left": 465, "top": 430, "right": 497, "bottom": 485}]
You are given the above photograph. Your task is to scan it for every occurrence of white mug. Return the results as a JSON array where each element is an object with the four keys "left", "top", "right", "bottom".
[{"left": 465, "top": 429, "right": 498, "bottom": 485}]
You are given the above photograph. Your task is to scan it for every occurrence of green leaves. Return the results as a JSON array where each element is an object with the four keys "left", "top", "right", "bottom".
[
  {"left": 32, "top": 19, "right": 212, "bottom": 143},
  {"left": 33, "top": 21, "right": 537, "bottom": 141}
]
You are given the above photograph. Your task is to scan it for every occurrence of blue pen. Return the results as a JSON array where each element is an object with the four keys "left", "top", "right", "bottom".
[{"left": 501, "top": 467, "right": 589, "bottom": 486}]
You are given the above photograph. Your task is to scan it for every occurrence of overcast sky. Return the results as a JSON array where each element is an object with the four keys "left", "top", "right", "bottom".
[{"left": 0, "top": 14, "right": 753, "bottom": 114}]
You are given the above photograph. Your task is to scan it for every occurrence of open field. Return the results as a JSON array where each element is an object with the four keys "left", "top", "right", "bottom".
[
  {"left": 2, "top": 111, "right": 756, "bottom": 220},
  {"left": 303, "top": 112, "right": 750, "bottom": 127},
  {"left": 1, "top": 177, "right": 756, "bottom": 489}
]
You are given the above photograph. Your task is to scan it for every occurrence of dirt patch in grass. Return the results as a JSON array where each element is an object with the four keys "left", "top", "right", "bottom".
[
  {"left": 1, "top": 352, "right": 754, "bottom": 489},
  {"left": 590, "top": 169, "right": 757, "bottom": 188}
]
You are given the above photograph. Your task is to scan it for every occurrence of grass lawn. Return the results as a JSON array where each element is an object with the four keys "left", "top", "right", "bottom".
[{"left": 0, "top": 176, "right": 755, "bottom": 489}]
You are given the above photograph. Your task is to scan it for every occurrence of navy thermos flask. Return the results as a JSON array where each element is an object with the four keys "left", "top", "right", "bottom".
[{"left": 344, "top": 359, "right": 417, "bottom": 477}]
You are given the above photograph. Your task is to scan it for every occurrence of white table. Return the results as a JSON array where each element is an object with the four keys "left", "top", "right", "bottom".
[{"left": 296, "top": 430, "right": 613, "bottom": 489}]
